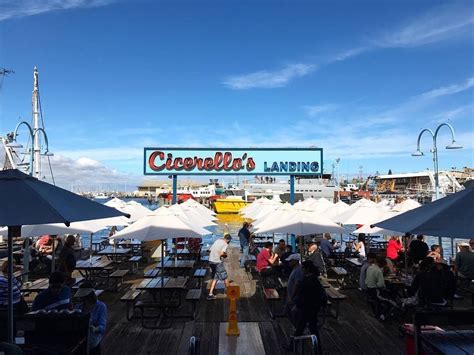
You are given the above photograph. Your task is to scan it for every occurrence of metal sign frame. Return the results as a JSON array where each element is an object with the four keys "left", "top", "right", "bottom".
[{"left": 143, "top": 147, "right": 323, "bottom": 176}]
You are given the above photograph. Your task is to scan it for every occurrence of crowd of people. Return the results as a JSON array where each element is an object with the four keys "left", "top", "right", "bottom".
[{"left": 0, "top": 234, "right": 107, "bottom": 354}]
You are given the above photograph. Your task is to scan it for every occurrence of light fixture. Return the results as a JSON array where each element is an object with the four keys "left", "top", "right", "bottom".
[
  {"left": 6, "top": 141, "right": 23, "bottom": 149},
  {"left": 446, "top": 141, "right": 463, "bottom": 150},
  {"left": 411, "top": 150, "right": 423, "bottom": 157}
]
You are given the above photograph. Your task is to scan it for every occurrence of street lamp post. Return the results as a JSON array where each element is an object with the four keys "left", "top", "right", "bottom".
[
  {"left": 412, "top": 123, "right": 462, "bottom": 201},
  {"left": 412, "top": 123, "right": 462, "bottom": 255}
]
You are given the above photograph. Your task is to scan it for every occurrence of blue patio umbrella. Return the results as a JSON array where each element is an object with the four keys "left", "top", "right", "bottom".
[
  {"left": 0, "top": 169, "right": 129, "bottom": 343},
  {"left": 373, "top": 185, "right": 474, "bottom": 238}
]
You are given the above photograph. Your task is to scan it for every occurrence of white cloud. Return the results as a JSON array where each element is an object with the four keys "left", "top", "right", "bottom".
[
  {"left": 419, "top": 77, "right": 474, "bottom": 100},
  {"left": 223, "top": 5, "right": 473, "bottom": 90},
  {"left": 303, "top": 104, "right": 337, "bottom": 117},
  {"left": 376, "top": 5, "right": 474, "bottom": 48},
  {"left": 223, "top": 63, "right": 315, "bottom": 90},
  {"left": 0, "top": 0, "right": 114, "bottom": 22}
]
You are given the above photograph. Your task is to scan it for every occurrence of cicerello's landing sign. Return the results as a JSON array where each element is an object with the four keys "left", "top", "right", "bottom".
[{"left": 144, "top": 148, "right": 323, "bottom": 176}]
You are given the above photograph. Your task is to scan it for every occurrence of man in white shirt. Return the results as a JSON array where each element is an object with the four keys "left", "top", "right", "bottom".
[{"left": 207, "top": 234, "right": 232, "bottom": 300}]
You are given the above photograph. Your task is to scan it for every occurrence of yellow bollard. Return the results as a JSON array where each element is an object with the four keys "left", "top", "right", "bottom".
[{"left": 226, "top": 285, "right": 240, "bottom": 336}]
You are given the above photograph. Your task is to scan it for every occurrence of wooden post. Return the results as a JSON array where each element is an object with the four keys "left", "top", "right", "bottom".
[{"left": 226, "top": 285, "right": 240, "bottom": 336}]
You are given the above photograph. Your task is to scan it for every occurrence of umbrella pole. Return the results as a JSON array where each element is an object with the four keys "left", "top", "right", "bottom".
[
  {"left": 23, "top": 237, "right": 30, "bottom": 283},
  {"left": 8, "top": 226, "right": 21, "bottom": 343},
  {"left": 404, "top": 234, "right": 409, "bottom": 277},
  {"left": 451, "top": 238, "right": 455, "bottom": 262},
  {"left": 161, "top": 241, "right": 165, "bottom": 286},
  {"left": 90, "top": 233, "right": 93, "bottom": 264},
  {"left": 51, "top": 235, "right": 56, "bottom": 272},
  {"left": 438, "top": 236, "right": 443, "bottom": 258}
]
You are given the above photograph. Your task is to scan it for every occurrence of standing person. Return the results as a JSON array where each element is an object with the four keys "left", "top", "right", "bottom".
[
  {"left": 58, "top": 235, "right": 77, "bottom": 283},
  {"left": 454, "top": 242, "right": 474, "bottom": 279},
  {"left": 285, "top": 254, "right": 303, "bottom": 320},
  {"left": 354, "top": 234, "right": 366, "bottom": 259},
  {"left": 285, "top": 260, "right": 326, "bottom": 353},
  {"left": 74, "top": 282, "right": 107, "bottom": 355},
  {"left": 207, "top": 234, "right": 232, "bottom": 300},
  {"left": 32, "top": 272, "right": 72, "bottom": 311},
  {"left": 306, "top": 243, "right": 326, "bottom": 276},
  {"left": 365, "top": 255, "right": 387, "bottom": 320},
  {"left": 408, "top": 235, "right": 429, "bottom": 264},
  {"left": 386, "top": 236, "right": 403, "bottom": 262},
  {"left": 319, "top": 233, "right": 334, "bottom": 258},
  {"left": 238, "top": 222, "right": 253, "bottom": 268}
]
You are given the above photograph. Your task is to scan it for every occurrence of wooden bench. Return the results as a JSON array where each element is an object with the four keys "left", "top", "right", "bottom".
[
  {"left": 263, "top": 288, "right": 282, "bottom": 319},
  {"left": 193, "top": 268, "right": 207, "bottom": 288},
  {"left": 144, "top": 268, "right": 161, "bottom": 278},
  {"left": 109, "top": 269, "right": 128, "bottom": 292},
  {"left": 121, "top": 289, "right": 141, "bottom": 321},
  {"left": 325, "top": 286, "right": 347, "bottom": 319},
  {"left": 186, "top": 289, "right": 202, "bottom": 320},
  {"left": 330, "top": 267, "right": 349, "bottom": 289},
  {"left": 129, "top": 256, "right": 143, "bottom": 273}
]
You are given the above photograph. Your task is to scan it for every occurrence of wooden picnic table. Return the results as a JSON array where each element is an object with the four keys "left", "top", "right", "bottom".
[
  {"left": 346, "top": 258, "right": 363, "bottom": 267},
  {"left": 421, "top": 330, "right": 474, "bottom": 354},
  {"left": 98, "top": 246, "right": 132, "bottom": 264},
  {"left": 136, "top": 276, "right": 189, "bottom": 328},
  {"left": 75, "top": 258, "right": 114, "bottom": 280},
  {"left": 157, "top": 259, "right": 195, "bottom": 276},
  {"left": 21, "top": 278, "right": 50, "bottom": 293}
]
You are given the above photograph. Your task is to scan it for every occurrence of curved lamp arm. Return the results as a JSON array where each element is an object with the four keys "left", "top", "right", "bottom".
[
  {"left": 434, "top": 122, "right": 462, "bottom": 149},
  {"left": 413, "top": 128, "right": 435, "bottom": 155},
  {"left": 12, "top": 121, "right": 34, "bottom": 141},
  {"left": 34, "top": 127, "right": 52, "bottom": 155}
]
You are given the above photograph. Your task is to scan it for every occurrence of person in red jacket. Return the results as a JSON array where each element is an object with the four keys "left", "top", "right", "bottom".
[{"left": 386, "top": 236, "right": 403, "bottom": 261}]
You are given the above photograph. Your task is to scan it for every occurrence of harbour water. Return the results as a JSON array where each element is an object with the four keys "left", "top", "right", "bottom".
[{"left": 82, "top": 198, "right": 469, "bottom": 260}]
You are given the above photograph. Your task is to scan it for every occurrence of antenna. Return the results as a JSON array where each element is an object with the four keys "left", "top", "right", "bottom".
[{"left": 0, "top": 68, "right": 14, "bottom": 91}]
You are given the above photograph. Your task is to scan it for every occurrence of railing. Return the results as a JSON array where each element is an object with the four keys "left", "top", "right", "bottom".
[
  {"left": 188, "top": 336, "right": 199, "bottom": 355},
  {"left": 292, "top": 334, "right": 319, "bottom": 354}
]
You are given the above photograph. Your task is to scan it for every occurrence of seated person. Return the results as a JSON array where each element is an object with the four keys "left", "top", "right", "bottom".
[
  {"left": 427, "top": 244, "right": 442, "bottom": 263},
  {"left": 365, "top": 256, "right": 387, "bottom": 319},
  {"left": 36, "top": 235, "right": 54, "bottom": 255},
  {"left": 74, "top": 282, "right": 107, "bottom": 355},
  {"left": 344, "top": 242, "right": 353, "bottom": 258},
  {"left": 408, "top": 235, "right": 429, "bottom": 264},
  {"left": 256, "top": 242, "right": 279, "bottom": 277},
  {"left": 306, "top": 243, "right": 325, "bottom": 276},
  {"left": 187, "top": 238, "right": 202, "bottom": 253},
  {"left": 0, "top": 261, "right": 28, "bottom": 314},
  {"left": 273, "top": 239, "right": 287, "bottom": 257},
  {"left": 359, "top": 252, "right": 376, "bottom": 291},
  {"left": 410, "top": 257, "right": 445, "bottom": 306},
  {"left": 454, "top": 242, "right": 474, "bottom": 279},
  {"left": 58, "top": 235, "right": 77, "bottom": 282},
  {"left": 435, "top": 260, "right": 456, "bottom": 300},
  {"left": 32, "top": 272, "right": 72, "bottom": 311}
]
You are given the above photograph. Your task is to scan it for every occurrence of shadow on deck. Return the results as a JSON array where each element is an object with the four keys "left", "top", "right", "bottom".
[{"left": 99, "top": 246, "right": 416, "bottom": 354}]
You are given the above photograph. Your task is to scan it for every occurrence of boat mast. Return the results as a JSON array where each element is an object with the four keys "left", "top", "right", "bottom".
[{"left": 32, "top": 67, "right": 41, "bottom": 178}]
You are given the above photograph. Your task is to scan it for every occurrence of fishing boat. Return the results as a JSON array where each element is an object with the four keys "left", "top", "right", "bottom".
[{"left": 212, "top": 196, "right": 249, "bottom": 214}]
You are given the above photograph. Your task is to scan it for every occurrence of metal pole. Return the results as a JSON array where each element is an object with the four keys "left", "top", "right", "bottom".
[
  {"left": 51, "top": 235, "right": 56, "bottom": 272},
  {"left": 32, "top": 67, "right": 41, "bottom": 179},
  {"left": 172, "top": 175, "right": 178, "bottom": 205},
  {"left": 289, "top": 176, "right": 296, "bottom": 252},
  {"left": 89, "top": 233, "right": 93, "bottom": 264}
]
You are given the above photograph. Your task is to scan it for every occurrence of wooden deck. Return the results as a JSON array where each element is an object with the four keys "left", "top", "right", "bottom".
[{"left": 95, "top": 246, "right": 418, "bottom": 354}]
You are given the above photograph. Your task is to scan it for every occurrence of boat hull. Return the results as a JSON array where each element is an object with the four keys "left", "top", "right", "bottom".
[{"left": 212, "top": 199, "right": 248, "bottom": 214}]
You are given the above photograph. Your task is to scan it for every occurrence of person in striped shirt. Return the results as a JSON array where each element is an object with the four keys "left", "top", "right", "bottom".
[{"left": 0, "top": 261, "right": 22, "bottom": 308}]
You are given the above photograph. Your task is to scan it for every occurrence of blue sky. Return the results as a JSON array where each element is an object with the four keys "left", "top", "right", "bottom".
[{"left": 0, "top": 0, "right": 473, "bottom": 189}]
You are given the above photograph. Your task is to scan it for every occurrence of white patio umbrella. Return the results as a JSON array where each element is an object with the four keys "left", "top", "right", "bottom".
[
  {"left": 165, "top": 205, "right": 217, "bottom": 228},
  {"left": 110, "top": 211, "right": 210, "bottom": 285},
  {"left": 324, "top": 200, "right": 351, "bottom": 221},
  {"left": 104, "top": 197, "right": 126, "bottom": 208},
  {"left": 252, "top": 203, "right": 295, "bottom": 230},
  {"left": 392, "top": 199, "right": 421, "bottom": 213},
  {"left": 337, "top": 205, "right": 386, "bottom": 225},
  {"left": 182, "top": 199, "right": 217, "bottom": 216},
  {"left": 239, "top": 197, "right": 269, "bottom": 215},
  {"left": 255, "top": 209, "right": 346, "bottom": 235}
]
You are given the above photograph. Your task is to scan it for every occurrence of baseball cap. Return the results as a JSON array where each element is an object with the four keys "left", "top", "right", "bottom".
[
  {"left": 74, "top": 287, "right": 95, "bottom": 298},
  {"left": 459, "top": 242, "right": 470, "bottom": 247},
  {"left": 286, "top": 254, "right": 301, "bottom": 262}
]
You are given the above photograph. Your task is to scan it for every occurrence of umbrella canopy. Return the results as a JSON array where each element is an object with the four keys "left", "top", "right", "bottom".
[
  {"left": 324, "top": 200, "right": 351, "bottom": 221},
  {"left": 0, "top": 169, "right": 128, "bottom": 343},
  {"left": 182, "top": 199, "right": 217, "bottom": 217},
  {"left": 110, "top": 211, "right": 211, "bottom": 241},
  {"left": 0, "top": 169, "right": 129, "bottom": 226},
  {"left": 374, "top": 186, "right": 474, "bottom": 238},
  {"left": 337, "top": 205, "right": 386, "bottom": 225},
  {"left": 392, "top": 199, "right": 421, "bottom": 213},
  {"left": 252, "top": 203, "right": 295, "bottom": 230},
  {"left": 164, "top": 205, "right": 217, "bottom": 228},
  {"left": 255, "top": 209, "right": 346, "bottom": 235}
]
